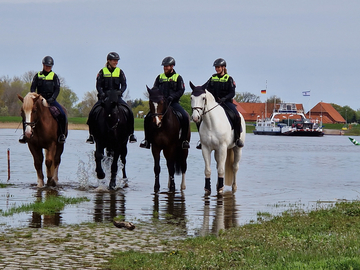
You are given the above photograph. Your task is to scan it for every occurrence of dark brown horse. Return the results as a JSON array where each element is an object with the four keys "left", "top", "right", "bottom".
[
  {"left": 18, "top": 92, "right": 68, "bottom": 188},
  {"left": 145, "top": 86, "right": 190, "bottom": 192}
]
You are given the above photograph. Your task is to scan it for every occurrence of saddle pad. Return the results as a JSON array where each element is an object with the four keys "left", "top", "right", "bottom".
[{"left": 49, "top": 106, "right": 60, "bottom": 118}]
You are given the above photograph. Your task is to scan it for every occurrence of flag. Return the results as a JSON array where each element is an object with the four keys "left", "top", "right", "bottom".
[
  {"left": 261, "top": 90, "right": 266, "bottom": 94},
  {"left": 302, "top": 91, "right": 310, "bottom": 96}
]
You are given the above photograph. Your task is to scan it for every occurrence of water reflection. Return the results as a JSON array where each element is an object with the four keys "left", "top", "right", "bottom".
[
  {"left": 93, "top": 191, "right": 126, "bottom": 222},
  {"left": 153, "top": 192, "right": 187, "bottom": 231},
  {"left": 29, "top": 189, "right": 62, "bottom": 228},
  {"left": 200, "top": 191, "right": 238, "bottom": 236}
]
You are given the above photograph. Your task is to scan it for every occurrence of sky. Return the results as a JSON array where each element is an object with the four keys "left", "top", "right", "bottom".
[{"left": 1, "top": 0, "right": 360, "bottom": 111}]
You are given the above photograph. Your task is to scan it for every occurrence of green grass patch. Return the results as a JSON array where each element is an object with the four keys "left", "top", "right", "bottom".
[
  {"left": 1, "top": 195, "right": 90, "bottom": 217},
  {"left": 106, "top": 201, "right": 360, "bottom": 270}
]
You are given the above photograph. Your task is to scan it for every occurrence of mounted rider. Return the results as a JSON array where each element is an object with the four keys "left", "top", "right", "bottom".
[
  {"left": 140, "top": 56, "right": 190, "bottom": 149},
  {"left": 197, "top": 58, "right": 244, "bottom": 149},
  {"left": 19, "top": 56, "right": 67, "bottom": 144},
  {"left": 86, "top": 52, "right": 137, "bottom": 144}
]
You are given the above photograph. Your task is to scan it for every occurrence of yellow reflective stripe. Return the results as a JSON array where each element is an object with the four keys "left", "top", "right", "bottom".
[
  {"left": 159, "top": 73, "right": 179, "bottom": 82},
  {"left": 38, "top": 72, "right": 55, "bottom": 80},
  {"left": 211, "top": 74, "right": 229, "bottom": 82},
  {"left": 102, "top": 67, "right": 121, "bottom": 77}
]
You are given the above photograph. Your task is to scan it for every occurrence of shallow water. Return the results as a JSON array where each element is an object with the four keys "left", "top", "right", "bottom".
[{"left": 0, "top": 129, "right": 359, "bottom": 236}]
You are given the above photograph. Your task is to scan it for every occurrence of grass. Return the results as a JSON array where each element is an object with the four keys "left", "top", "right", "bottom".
[
  {"left": 1, "top": 195, "right": 90, "bottom": 216},
  {"left": 106, "top": 201, "right": 360, "bottom": 270}
]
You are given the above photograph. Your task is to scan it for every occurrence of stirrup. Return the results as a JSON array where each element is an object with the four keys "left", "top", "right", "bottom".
[
  {"left": 139, "top": 139, "right": 150, "bottom": 149},
  {"left": 196, "top": 141, "right": 201, "bottom": 149},
  {"left": 182, "top": 140, "right": 190, "bottom": 149},
  {"left": 236, "top": 139, "right": 244, "bottom": 148},
  {"left": 58, "top": 134, "right": 66, "bottom": 144},
  {"left": 19, "top": 135, "right": 27, "bottom": 144},
  {"left": 129, "top": 134, "right": 137, "bottom": 143},
  {"left": 86, "top": 135, "right": 94, "bottom": 144}
]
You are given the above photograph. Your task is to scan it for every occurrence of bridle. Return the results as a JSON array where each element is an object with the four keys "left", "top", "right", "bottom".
[
  {"left": 150, "top": 98, "right": 171, "bottom": 118},
  {"left": 191, "top": 95, "right": 221, "bottom": 118}
]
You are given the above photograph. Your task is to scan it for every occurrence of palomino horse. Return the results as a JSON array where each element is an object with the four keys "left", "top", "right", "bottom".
[
  {"left": 145, "top": 86, "right": 190, "bottom": 192},
  {"left": 18, "top": 92, "right": 68, "bottom": 188},
  {"left": 189, "top": 82, "right": 245, "bottom": 195},
  {"left": 91, "top": 90, "right": 131, "bottom": 190}
]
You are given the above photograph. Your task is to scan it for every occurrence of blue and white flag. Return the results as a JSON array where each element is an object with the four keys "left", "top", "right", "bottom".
[{"left": 302, "top": 91, "right": 310, "bottom": 96}]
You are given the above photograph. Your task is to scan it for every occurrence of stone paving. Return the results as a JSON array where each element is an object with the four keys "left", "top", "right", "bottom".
[{"left": 0, "top": 221, "right": 187, "bottom": 270}]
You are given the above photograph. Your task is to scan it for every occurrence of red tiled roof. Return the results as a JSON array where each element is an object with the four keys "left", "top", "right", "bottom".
[{"left": 306, "top": 102, "right": 345, "bottom": 123}]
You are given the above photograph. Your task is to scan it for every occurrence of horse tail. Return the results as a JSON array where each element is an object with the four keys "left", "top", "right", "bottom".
[
  {"left": 174, "top": 145, "right": 184, "bottom": 175},
  {"left": 224, "top": 148, "right": 235, "bottom": 186}
]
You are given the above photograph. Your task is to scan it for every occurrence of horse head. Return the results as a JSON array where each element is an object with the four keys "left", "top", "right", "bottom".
[
  {"left": 103, "top": 90, "right": 122, "bottom": 130},
  {"left": 18, "top": 92, "right": 44, "bottom": 139},
  {"left": 189, "top": 81, "right": 207, "bottom": 124},
  {"left": 146, "top": 85, "right": 167, "bottom": 128}
]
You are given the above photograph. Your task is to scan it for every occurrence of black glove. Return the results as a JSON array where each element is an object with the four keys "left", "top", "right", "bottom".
[
  {"left": 47, "top": 97, "right": 55, "bottom": 104},
  {"left": 167, "top": 96, "right": 173, "bottom": 103},
  {"left": 219, "top": 97, "right": 226, "bottom": 103},
  {"left": 98, "top": 92, "right": 106, "bottom": 101}
]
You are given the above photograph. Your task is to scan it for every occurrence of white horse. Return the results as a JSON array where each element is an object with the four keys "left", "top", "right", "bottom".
[{"left": 190, "top": 82, "right": 245, "bottom": 195}]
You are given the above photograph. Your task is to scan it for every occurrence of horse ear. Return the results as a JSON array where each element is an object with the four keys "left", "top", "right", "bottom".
[
  {"left": 146, "top": 85, "right": 151, "bottom": 93},
  {"left": 33, "top": 95, "right": 40, "bottom": 103},
  {"left": 189, "top": 81, "right": 195, "bottom": 91},
  {"left": 17, "top": 94, "right": 24, "bottom": 103}
]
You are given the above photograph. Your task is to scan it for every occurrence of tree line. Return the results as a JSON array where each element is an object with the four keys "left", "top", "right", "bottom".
[{"left": 1, "top": 73, "right": 360, "bottom": 123}]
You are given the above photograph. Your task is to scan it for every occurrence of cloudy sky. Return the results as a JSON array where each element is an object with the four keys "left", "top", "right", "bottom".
[{"left": 1, "top": 0, "right": 359, "bottom": 111}]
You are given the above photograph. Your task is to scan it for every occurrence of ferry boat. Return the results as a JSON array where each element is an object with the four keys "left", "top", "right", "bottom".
[{"left": 253, "top": 103, "right": 324, "bottom": 136}]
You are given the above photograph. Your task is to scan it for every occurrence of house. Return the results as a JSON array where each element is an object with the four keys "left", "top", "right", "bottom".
[
  {"left": 306, "top": 102, "right": 346, "bottom": 124},
  {"left": 233, "top": 101, "right": 345, "bottom": 124}
]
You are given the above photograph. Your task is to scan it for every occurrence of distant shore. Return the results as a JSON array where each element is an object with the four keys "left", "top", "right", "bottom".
[{"left": 0, "top": 122, "right": 88, "bottom": 130}]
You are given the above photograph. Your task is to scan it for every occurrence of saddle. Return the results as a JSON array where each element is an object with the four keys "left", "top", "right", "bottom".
[{"left": 49, "top": 105, "right": 61, "bottom": 118}]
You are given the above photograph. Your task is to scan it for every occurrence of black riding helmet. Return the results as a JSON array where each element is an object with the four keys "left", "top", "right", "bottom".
[
  {"left": 42, "top": 56, "right": 54, "bottom": 67},
  {"left": 161, "top": 56, "right": 175, "bottom": 66},
  {"left": 213, "top": 58, "right": 226, "bottom": 67},
  {"left": 107, "top": 52, "right": 120, "bottom": 60}
]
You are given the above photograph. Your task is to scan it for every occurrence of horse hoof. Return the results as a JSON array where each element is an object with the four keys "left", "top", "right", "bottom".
[
  {"left": 217, "top": 187, "right": 224, "bottom": 195},
  {"left": 97, "top": 171, "right": 105, "bottom": 179},
  {"left": 204, "top": 189, "right": 211, "bottom": 196}
]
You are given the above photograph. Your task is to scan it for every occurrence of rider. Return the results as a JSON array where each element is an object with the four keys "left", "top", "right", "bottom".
[
  {"left": 86, "top": 52, "right": 137, "bottom": 144},
  {"left": 19, "top": 56, "right": 67, "bottom": 144},
  {"left": 196, "top": 58, "right": 244, "bottom": 149},
  {"left": 140, "top": 56, "right": 190, "bottom": 149}
]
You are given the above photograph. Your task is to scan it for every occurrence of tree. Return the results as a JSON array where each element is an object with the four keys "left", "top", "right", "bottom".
[
  {"left": 234, "top": 92, "right": 261, "bottom": 103},
  {"left": 266, "top": 95, "right": 282, "bottom": 104},
  {"left": 180, "top": 93, "right": 192, "bottom": 116},
  {"left": 74, "top": 90, "right": 97, "bottom": 117}
]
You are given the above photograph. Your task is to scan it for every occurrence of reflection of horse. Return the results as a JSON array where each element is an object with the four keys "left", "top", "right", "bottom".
[
  {"left": 30, "top": 189, "right": 61, "bottom": 228},
  {"left": 92, "top": 90, "right": 131, "bottom": 190},
  {"left": 146, "top": 86, "right": 190, "bottom": 192},
  {"left": 200, "top": 191, "right": 238, "bottom": 236},
  {"left": 18, "top": 93, "right": 68, "bottom": 187},
  {"left": 93, "top": 192, "right": 125, "bottom": 222},
  {"left": 190, "top": 82, "right": 245, "bottom": 195}
]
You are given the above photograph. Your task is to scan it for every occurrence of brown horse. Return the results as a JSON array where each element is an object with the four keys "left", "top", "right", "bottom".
[
  {"left": 18, "top": 92, "right": 68, "bottom": 188},
  {"left": 145, "top": 86, "right": 190, "bottom": 192}
]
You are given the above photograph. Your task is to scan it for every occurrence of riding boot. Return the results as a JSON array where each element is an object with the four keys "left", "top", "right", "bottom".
[
  {"left": 140, "top": 115, "right": 151, "bottom": 149},
  {"left": 234, "top": 115, "right": 244, "bottom": 148},
  {"left": 127, "top": 110, "right": 137, "bottom": 143},
  {"left": 57, "top": 115, "right": 66, "bottom": 144},
  {"left": 180, "top": 113, "right": 190, "bottom": 149},
  {"left": 19, "top": 122, "right": 27, "bottom": 144},
  {"left": 86, "top": 111, "right": 95, "bottom": 144},
  {"left": 129, "top": 134, "right": 137, "bottom": 143}
]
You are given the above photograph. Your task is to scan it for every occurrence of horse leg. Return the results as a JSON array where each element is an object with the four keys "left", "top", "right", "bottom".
[
  {"left": 231, "top": 147, "right": 242, "bottom": 192},
  {"left": 120, "top": 143, "right": 128, "bottom": 179},
  {"left": 152, "top": 147, "right": 161, "bottom": 192},
  {"left": 180, "top": 149, "right": 188, "bottom": 190},
  {"left": 45, "top": 146, "right": 57, "bottom": 187},
  {"left": 53, "top": 144, "right": 64, "bottom": 186},
  {"left": 214, "top": 147, "right": 227, "bottom": 194},
  {"left": 29, "top": 145, "right": 44, "bottom": 187},
  {"left": 109, "top": 151, "right": 120, "bottom": 190},
  {"left": 202, "top": 147, "right": 212, "bottom": 195},
  {"left": 95, "top": 144, "right": 105, "bottom": 179},
  {"left": 164, "top": 149, "right": 176, "bottom": 192}
]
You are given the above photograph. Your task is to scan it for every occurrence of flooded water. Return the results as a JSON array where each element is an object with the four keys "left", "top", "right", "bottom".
[{"left": 1, "top": 129, "right": 359, "bottom": 236}]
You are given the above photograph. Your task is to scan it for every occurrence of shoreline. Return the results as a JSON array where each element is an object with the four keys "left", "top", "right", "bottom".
[{"left": 0, "top": 122, "right": 88, "bottom": 130}]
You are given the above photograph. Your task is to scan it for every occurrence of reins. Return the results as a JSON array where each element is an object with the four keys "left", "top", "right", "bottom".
[{"left": 192, "top": 98, "right": 221, "bottom": 117}]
